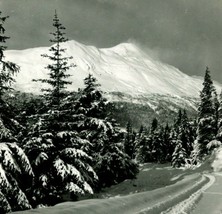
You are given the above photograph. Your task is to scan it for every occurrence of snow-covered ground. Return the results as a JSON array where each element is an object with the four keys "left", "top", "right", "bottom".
[
  {"left": 4, "top": 40, "right": 221, "bottom": 97},
  {"left": 12, "top": 164, "right": 208, "bottom": 214},
  {"left": 211, "top": 147, "right": 222, "bottom": 172},
  {"left": 12, "top": 150, "right": 222, "bottom": 214}
]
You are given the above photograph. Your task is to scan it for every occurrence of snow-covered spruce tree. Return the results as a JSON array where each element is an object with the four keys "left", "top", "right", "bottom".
[
  {"left": 135, "top": 129, "right": 150, "bottom": 163},
  {"left": 170, "top": 110, "right": 195, "bottom": 165},
  {"left": 217, "top": 90, "right": 222, "bottom": 142},
  {"left": 213, "top": 90, "right": 220, "bottom": 135},
  {"left": 33, "top": 10, "right": 73, "bottom": 109},
  {"left": 136, "top": 118, "right": 166, "bottom": 163},
  {"left": 73, "top": 74, "right": 138, "bottom": 188},
  {"left": 152, "top": 130, "right": 163, "bottom": 162},
  {"left": 0, "top": 142, "right": 34, "bottom": 213},
  {"left": 134, "top": 125, "right": 147, "bottom": 162},
  {"left": 24, "top": 117, "right": 97, "bottom": 206},
  {"left": 0, "top": 12, "right": 19, "bottom": 98},
  {"left": 124, "top": 121, "right": 136, "bottom": 159},
  {"left": 180, "top": 110, "right": 195, "bottom": 156},
  {"left": 162, "top": 123, "right": 174, "bottom": 162},
  {"left": 171, "top": 133, "right": 187, "bottom": 168},
  {"left": 0, "top": 11, "right": 34, "bottom": 213},
  {"left": 74, "top": 74, "right": 107, "bottom": 119},
  {"left": 196, "top": 67, "right": 217, "bottom": 157},
  {"left": 169, "top": 110, "right": 182, "bottom": 152},
  {"left": 0, "top": 11, "right": 21, "bottom": 137},
  {"left": 24, "top": 12, "right": 97, "bottom": 206}
]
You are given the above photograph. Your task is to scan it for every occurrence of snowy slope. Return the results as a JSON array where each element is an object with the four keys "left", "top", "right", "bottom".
[{"left": 4, "top": 40, "right": 221, "bottom": 97}]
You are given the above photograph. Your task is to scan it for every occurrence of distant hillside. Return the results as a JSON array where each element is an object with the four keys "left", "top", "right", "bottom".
[{"left": 5, "top": 40, "right": 221, "bottom": 97}]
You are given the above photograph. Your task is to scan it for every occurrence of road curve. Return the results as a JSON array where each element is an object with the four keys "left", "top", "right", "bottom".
[
  {"left": 13, "top": 174, "right": 205, "bottom": 214},
  {"left": 191, "top": 173, "right": 222, "bottom": 214}
]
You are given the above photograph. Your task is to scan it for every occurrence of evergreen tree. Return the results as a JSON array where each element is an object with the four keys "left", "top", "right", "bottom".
[
  {"left": 23, "top": 116, "right": 97, "bottom": 206},
  {"left": 33, "top": 11, "right": 74, "bottom": 109},
  {"left": 136, "top": 119, "right": 165, "bottom": 163},
  {"left": 0, "top": 12, "right": 33, "bottom": 213},
  {"left": 0, "top": 142, "right": 33, "bottom": 213},
  {"left": 75, "top": 73, "right": 106, "bottom": 118},
  {"left": 217, "top": 90, "right": 222, "bottom": 142},
  {"left": 168, "top": 109, "right": 195, "bottom": 165},
  {"left": 151, "top": 126, "right": 165, "bottom": 162},
  {"left": 213, "top": 90, "right": 220, "bottom": 134},
  {"left": 174, "top": 109, "right": 182, "bottom": 133},
  {"left": 151, "top": 118, "right": 158, "bottom": 133},
  {"left": 0, "top": 11, "right": 21, "bottom": 137},
  {"left": 23, "top": 13, "right": 97, "bottom": 206},
  {"left": 135, "top": 129, "right": 150, "bottom": 163},
  {"left": 139, "top": 125, "right": 144, "bottom": 135},
  {"left": 169, "top": 110, "right": 183, "bottom": 158},
  {"left": 124, "top": 121, "right": 136, "bottom": 159},
  {"left": 196, "top": 67, "right": 217, "bottom": 156},
  {"left": 180, "top": 110, "right": 195, "bottom": 156},
  {"left": 0, "top": 12, "right": 19, "bottom": 98},
  {"left": 171, "top": 135, "right": 187, "bottom": 168},
  {"left": 161, "top": 123, "right": 173, "bottom": 162},
  {"left": 73, "top": 74, "right": 138, "bottom": 187}
]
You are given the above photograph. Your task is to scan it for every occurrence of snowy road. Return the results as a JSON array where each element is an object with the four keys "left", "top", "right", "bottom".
[
  {"left": 13, "top": 173, "right": 207, "bottom": 214},
  {"left": 191, "top": 173, "right": 222, "bottom": 214}
]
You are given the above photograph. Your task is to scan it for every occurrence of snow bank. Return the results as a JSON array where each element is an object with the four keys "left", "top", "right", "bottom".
[
  {"left": 211, "top": 147, "right": 222, "bottom": 172},
  {"left": 13, "top": 173, "right": 208, "bottom": 214}
]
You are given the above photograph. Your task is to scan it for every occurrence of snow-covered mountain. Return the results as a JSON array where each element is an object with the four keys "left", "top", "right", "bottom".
[{"left": 4, "top": 40, "right": 221, "bottom": 97}]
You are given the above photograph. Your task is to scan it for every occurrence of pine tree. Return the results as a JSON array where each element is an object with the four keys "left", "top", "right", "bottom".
[
  {"left": 0, "top": 12, "right": 19, "bottom": 98},
  {"left": 74, "top": 74, "right": 138, "bottom": 187},
  {"left": 135, "top": 130, "right": 150, "bottom": 163},
  {"left": 136, "top": 118, "right": 165, "bottom": 163},
  {"left": 151, "top": 126, "right": 165, "bottom": 162},
  {"left": 0, "top": 12, "right": 33, "bottom": 213},
  {"left": 0, "top": 11, "right": 21, "bottom": 137},
  {"left": 0, "top": 142, "right": 33, "bottom": 213},
  {"left": 151, "top": 118, "right": 158, "bottom": 133},
  {"left": 75, "top": 73, "right": 106, "bottom": 118},
  {"left": 124, "top": 121, "right": 136, "bottom": 159},
  {"left": 174, "top": 109, "right": 182, "bottom": 132},
  {"left": 196, "top": 67, "right": 217, "bottom": 157},
  {"left": 217, "top": 90, "right": 222, "bottom": 142},
  {"left": 171, "top": 136, "right": 187, "bottom": 168},
  {"left": 213, "top": 90, "right": 220, "bottom": 134},
  {"left": 33, "top": 11, "right": 74, "bottom": 109},
  {"left": 23, "top": 121, "right": 97, "bottom": 206},
  {"left": 180, "top": 110, "right": 195, "bottom": 156},
  {"left": 161, "top": 123, "right": 173, "bottom": 162},
  {"left": 23, "top": 13, "right": 97, "bottom": 206}
]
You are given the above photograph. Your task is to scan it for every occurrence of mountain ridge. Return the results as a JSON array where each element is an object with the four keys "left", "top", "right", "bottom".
[{"left": 4, "top": 40, "right": 221, "bottom": 97}]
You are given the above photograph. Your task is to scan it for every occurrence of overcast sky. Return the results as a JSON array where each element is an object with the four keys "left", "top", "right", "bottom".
[{"left": 1, "top": 0, "right": 222, "bottom": 83}]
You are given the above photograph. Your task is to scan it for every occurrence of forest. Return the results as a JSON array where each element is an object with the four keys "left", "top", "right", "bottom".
[{"left": 0, "top": 11, "right": 222, "bottom": 213}]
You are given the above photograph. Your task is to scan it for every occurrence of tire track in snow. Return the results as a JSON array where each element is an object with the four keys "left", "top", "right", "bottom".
[
  {"left": 160, "top": 174, "right": 215, "bottom": 214},
  {"left": 136, "top": 174, "right": 210, "bottom": 214}
]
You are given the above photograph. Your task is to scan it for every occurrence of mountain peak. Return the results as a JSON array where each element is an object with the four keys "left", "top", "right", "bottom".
[{"left": 107, "top": 42, "right": 139, "bottom": 53}]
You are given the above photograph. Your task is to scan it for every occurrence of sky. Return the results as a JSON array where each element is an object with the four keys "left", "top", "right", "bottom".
[{"left": 1, "top": 0, "right": 222, "bottom": 83}]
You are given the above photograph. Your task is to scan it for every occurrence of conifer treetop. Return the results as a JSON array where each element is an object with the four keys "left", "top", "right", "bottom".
[
  {"left": 197, "top": 66, "right": 217, "bottom": 156},
  {"left": 34, "top": 11, "right": 75, "bottom": 108},
  {"left": 0, "top": 11, "right": 19, "bottom": 97},
  {"left": 199, "top": 67, "right": 215, "bottom": 117},
  {"left": 0, "top": 11, "right": 9, "bottom": 57}
]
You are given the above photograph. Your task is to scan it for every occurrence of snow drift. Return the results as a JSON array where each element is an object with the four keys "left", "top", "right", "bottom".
[
  {"left": 211, "top": 147, "right": 222, "bottom": 172},
  {"left": 4, "top": 40, "right": 221, "bottom": 97}
]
